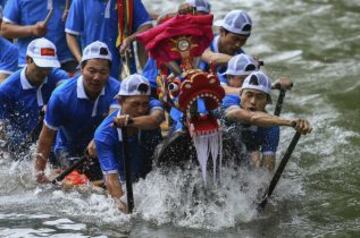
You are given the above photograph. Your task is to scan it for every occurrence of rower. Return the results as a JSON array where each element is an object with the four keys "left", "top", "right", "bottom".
[
  {"left": 223, "top": 71, "right": 312, "bottom": 170},
  {"left": 0, "top": 5, "right": 18, "bottom": 83},
  {"left": 199, "top": 10, "right": 252, "bottom": 74},
  {"left": 65, "top": 0, "right": 152, "bottom": 79},
  {"left": 1, "top": 0, "right": 77, "bottom": 73},
  {"left": 220, "top": 53, "right": 259, "bottom": 95},
  {"left": 0, "top": 38, "right": 68, "bottom": 155},
  {"left": 94, "top": 74, "right": 164, "bottom": 213},
  {"left": 34, "top": 41, "right": 120, "bottom": 183}
]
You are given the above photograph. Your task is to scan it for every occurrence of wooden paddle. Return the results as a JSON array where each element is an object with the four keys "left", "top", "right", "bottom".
[
  {"left": 121, "top": 128, "right": 134, "bottom": 213},
  {"left": 51, "top": 156, "right": 88, "bottom": 184}
]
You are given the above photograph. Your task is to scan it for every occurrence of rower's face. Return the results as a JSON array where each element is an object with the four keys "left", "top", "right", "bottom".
[
  {"left": 219, "top": 31, "right": 248, "bottom": 55},
  {"left": 120, "top": 95, "right": 150, "bottom": 118},
  {"left": 240, "top": 89, "right": 268, "bottom": 112},
  {"left": 227, "top": 75, "right": 247, "bottom": 88},
  {"left": 82, "top": 59, "right": 110, "bottom": 96},
  {"left": 26, "top": 58, "right": 52, "bottom": 85}
]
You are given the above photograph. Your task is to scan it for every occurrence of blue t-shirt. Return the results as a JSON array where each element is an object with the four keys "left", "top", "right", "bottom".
[
  {"left": 95, "top": 105, "right": 163, "bottom": 181},
  {"left": 222, "top": 94, "right": 279, "bottom": 154},
  {"left": 44, "top": 75, "right": 120, "bottom": 155},
  {"left": 65, "top": 0, "right": 151, "bottom": 79},
  {"left": 0, "top": 67, "right": 68, "bottom": 146},
  {"left": 2, "top": 0, "right": 74, "bottom": 66},
  {"left": 0, "top": 37, "right": 18, "bottom": 76},
  {"left": 198, "top": 35, "right": 245, "bottom": 85}
]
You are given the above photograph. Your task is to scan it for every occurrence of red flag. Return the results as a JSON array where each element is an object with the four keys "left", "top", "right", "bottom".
[{"left": 137, "top": 14, "right": 214, "bottom": 65}]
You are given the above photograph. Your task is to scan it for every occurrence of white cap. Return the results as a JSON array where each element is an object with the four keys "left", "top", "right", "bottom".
[
  {"left": 224, "top": 54, "right": 258, "bottom": 76},
  {"left": 185, "top": 0, "right": 211, "bottom": 13},
  {"left": 81, "top": 41, "right": 112, "bottom": 63},
  {"left": 241, "top": 71, "right": 272, "bottom": 95},
  {"left": 26, "top": 38, "right": 60, "bottom": 68},
  {"left": 215, "top": 10, "right": 252, "bottom": 36},
  {"left": 116, "top": 73, "right": 151, "bottom": 97}
]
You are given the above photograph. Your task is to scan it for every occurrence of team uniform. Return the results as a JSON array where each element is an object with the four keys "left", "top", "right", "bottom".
[
  {"left": 0, "top": 67, "right": 68, "bottom": 149},
  {"left": 222, "top": 94, "right": 279, "bottom": 156},
  {"left": 2, "top": 0, "right": 74, "bottom": 67},
  {"left": 65, "top": 0, "right": 151, "bottom": 79},
  {"left": 0, "top": 37, "right": 18, "bottom": 76},
  {"left": 44, "top": 75, "right": 120, "bottom": 161},
  {"left": 94, "top": 102, "right": 163, "bottom": 181}
]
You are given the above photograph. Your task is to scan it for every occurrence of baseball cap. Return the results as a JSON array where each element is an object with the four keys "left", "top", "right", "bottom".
[
  {"left": 215, "top": 10, "right": 252, "bottom": 36},
  {"left": 81, "top": 41, "right": 112, "bottom": 63},
  {"left": 116, "top": 73, "right": 151, "bottom": 97},
  {"left": 224, "top": 53, "right": 258, "bottom": 76},
  {"left": 241, "top": 71, "right": 272, "bottom": 95},
  {"left": 26, "top": 38, "right": 60, "bottom": 68},
  {"left": 185, "top": 0, "right": 211, "bottom": 13}
]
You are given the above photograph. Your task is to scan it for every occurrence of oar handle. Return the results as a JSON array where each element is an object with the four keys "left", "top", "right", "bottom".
[
  {"left": 258, "top": 132, "right": 301, "bottom": 210},
  {"left": 51, "top": 156, "right": 87, "bottom": 184},
  {"left": 121, "top": 128, "right": 134, "bottom": 213},
  {"left": 274, "top": 89, "right": 286, "bottom": 116}
]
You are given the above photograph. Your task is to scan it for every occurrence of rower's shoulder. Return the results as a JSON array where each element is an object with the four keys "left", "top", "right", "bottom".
[
  {"left": 0, "top": 70, "right": 22, "bottom": 92},
  {"left": 107, "top": 76, "right": 120, "bottom": 92}
]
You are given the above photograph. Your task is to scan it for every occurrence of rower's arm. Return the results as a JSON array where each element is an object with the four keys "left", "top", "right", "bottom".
[
  {"left": 131, "top": 109, "right": 164, "bottom": 130},
  {"left": 34, "top": 125, "right": 56, "bottom": 181},
  {"left": 1, "top": 22, "right": 46, "bottom": 39},
  {"left": 201, "top": 48, "right": 232, "bottom": 65},
  {"left": 105, "top": 173, "right": 125, "bottom": 199},
  {"left": 66, "top": 33, "right": 82, "bottom": 63},
  {"left": 225, "top": 107, "right": 293, "bottom": 128},
  {"left": 104, "top": 173, "right": 128, "bottom": 213}
]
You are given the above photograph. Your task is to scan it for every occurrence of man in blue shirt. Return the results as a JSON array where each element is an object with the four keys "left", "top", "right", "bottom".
[
  {"left": 65, "top": 0, "right": 152, "bottom": 79},
  {"left": 0, "top": 5, "right": 18, "bottom": 83},
  {"left": 1, "top": 0, "right": 76, "bottom": 73},
  {"left": 0, "top": 38, "right": 68, "bottom": 154},
  {"left": 199, "top": 10, "right": 252, "bottom": 73},
  {"left": 223, "top": 71, "right": 312, "bottom": 170},
  {"left": 34, "top": 41, "right": 120, "bottom": 183},
  {"left": 94, "top": 73, "right": 164, "bottom": 213}
]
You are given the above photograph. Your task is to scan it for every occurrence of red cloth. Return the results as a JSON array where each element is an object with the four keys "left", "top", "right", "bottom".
[{"left": 137, "top": 14, "right": 214, "bottom": 65}]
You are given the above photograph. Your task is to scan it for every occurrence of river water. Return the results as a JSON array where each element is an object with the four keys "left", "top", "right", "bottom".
[{"left": 0, "top": 0, "right": 359, "bottom": 237}]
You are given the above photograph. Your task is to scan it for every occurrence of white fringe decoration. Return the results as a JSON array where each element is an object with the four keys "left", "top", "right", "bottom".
[{"left": 192, "top": 130, "right": 222, "bottom": 185}]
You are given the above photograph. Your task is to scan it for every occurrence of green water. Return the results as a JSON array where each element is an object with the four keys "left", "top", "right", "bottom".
[{"left": 0, "top": 0, "right": 359, "bottom": 237}]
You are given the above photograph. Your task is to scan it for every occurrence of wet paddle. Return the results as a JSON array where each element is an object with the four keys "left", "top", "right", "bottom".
[
  {"left": 257, "top": 131, "right": 301, "bottom": 210},
  {"left": 121, "top": 128, "right": 134, "bottom": 213},
  {"left": 51, "top": 156, "right": 87, "bottom": 184}
]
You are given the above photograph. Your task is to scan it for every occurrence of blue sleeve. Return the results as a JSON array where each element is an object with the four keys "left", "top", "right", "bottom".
[
  {"left": 2, "top": 0, "right": 20, "bottom": 24},
  {"left": 132, "top": 0, "right": 151, "bottom": 32},
  {"left": 65, "top": 0, "right": 84, "bottom": 35},
  {"left": 222, "top": 95, "right": 240, "bottom": 110},
  {"left": 51, "top": 68, "right": 69, "bottom": 85},
  {"left": 0, "top": 43, "right": 18, "bottom": 74},
  {"left": 261, "top": 126, "right": 280, "bottom": 154},
  {"left": 44, "top": 93, "right": 63, "bottom": 130},
  {"left": 95, "top": 139, "right": 120, "bottom": 173},
  {"left": 149, "top": 97, "right": 163, "bottom": 111}
]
